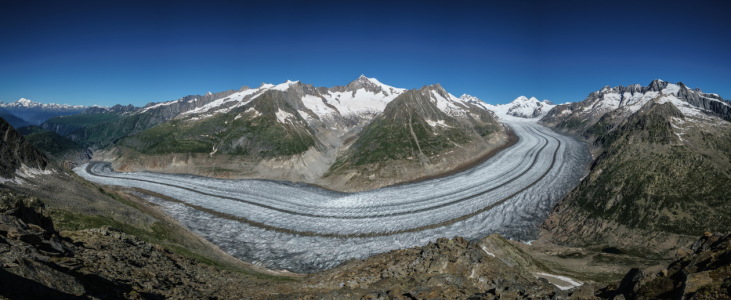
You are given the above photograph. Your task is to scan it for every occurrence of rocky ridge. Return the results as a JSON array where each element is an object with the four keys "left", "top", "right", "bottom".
[
  {"left": 0, "top": 117, "right": 48, "bottom": 178},
  {"left": 93, "top": 77, "right": 507, "bottom": 192},
  {"left": 539, "top": 80, "right": 731, "bottom": 258}
]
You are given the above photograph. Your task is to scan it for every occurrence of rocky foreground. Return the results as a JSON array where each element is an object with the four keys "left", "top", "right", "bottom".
[{"left": 1, "top": 187, "right": 729, "bottom": 299}]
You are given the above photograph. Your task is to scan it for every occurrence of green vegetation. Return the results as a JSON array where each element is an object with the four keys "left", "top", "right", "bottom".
[
  {"left": 330, "top": 89, "right": 490, "bottom": 170},
  {"left": 45, "top": 112, "right": 121, "bottom": 128},
  {"left": 122, "top": 119, "right": 215, "bottom": 154},
  {"left": 42, "top": 110, "right": 177, "bottom": 148},
  {"left": 17, "top": 126, "right": 83, "bottom": 156},
  {"left": 571, "top": 103, "right": 731, "bottom": 236},
  {"left": 119, "top": 95, "right": 316, "bottom": 158}
]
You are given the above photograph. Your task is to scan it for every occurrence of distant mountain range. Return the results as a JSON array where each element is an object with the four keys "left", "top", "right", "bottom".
[
  {"left": 0, "top": 98, "right": 91, "bottom": 127},
  {"left": 485, "top": 96, "right": 556, "bottom": 119},
  {"left": 0, "top": 77, "right": 729, "bottom": 298}
]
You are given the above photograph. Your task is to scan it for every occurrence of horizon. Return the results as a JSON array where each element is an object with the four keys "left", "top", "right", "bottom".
[
  {"left": 1, "top": 0, "right": 729, "bottom": 107},
  {"left": 0, "top": 76, "right": 711, "bottom": 108}
]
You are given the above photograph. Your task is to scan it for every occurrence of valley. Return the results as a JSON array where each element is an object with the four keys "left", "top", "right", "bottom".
[
  {"left": 76, "top": 120, "right": 590, "bottom": 272},
  {"left": 2, "top": 78, "right": 730, "bottom": 299}
]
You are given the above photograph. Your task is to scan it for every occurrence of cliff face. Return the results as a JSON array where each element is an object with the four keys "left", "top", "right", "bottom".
[{"left": 0, "top": 117, "right": 48, "bottom": 178}]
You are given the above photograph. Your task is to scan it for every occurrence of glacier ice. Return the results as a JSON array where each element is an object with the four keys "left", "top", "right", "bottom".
[{"left": 76, "top": 121, "right": 590, "bottom": 273}]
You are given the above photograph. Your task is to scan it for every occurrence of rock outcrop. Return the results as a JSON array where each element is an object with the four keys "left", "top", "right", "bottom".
[
  {"left": 601, "top": 232, "right": 731, "bottom": 300},
  {"left": 0, "top": 117, "right": 48, "bottom": 178},
  {"left": 0, "top": 188, "right": 280, "bottom": 299},
  {"left": 282, "top": 235, "right": 589, "bottom": 299}
]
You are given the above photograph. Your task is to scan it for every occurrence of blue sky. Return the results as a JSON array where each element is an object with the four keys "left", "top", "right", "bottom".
[{"left": 1, "top": 0, "right": 729, "bottom": 106}]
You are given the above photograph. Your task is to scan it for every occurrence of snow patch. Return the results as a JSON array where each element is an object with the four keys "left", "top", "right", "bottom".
[
  {"left": 656, "top": 95, "right": 707, "bottom": 118},
  {"left": 245, "top": 107, "right": 262, "bottom": 118},
  {"left": 426, "top": 119, "right": 449, "bottom": 128},
  {"left": 140, "top": 99, "right": 181, "bottom": 113},
  {"left": 662, "top": 83, "right": 681, "bottom": 95},
  {"left": 301, "top": 95, "right": 336, "bottom": 119},
  {"left": 15, "top": 164, "right": 53, "bottom": 178},
  {"left": 275, "top": 109, "right": 296, "bottom": 123},
  {"left": 480, "top": 245, "right": 496, "bottom": 257},
  {"left": 534, "top": 272, "right": 583, "bottom": 290},
  {"left": 272, "top": 80, "right": 298, "bottom": 91}
]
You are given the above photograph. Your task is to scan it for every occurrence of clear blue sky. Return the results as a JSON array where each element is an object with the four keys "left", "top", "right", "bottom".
[{"left": 1, "top": 0, "right": 729, "bottom": 106}]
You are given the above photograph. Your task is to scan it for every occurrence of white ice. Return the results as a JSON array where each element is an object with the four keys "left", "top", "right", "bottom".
[{"left": 75, "top": 120, "right": 590, "bottom": 272}]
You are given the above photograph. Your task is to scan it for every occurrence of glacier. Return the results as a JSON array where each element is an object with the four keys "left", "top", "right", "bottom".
[{"left": 75, "top": 120, "right": 590, "bottom": 273}]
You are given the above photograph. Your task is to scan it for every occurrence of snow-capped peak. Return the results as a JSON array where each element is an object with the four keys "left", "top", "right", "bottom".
[
  {"left": 0, "top": 98, "right": 88, "bottom": 110},
  {"left": 512, "top": 96, "right": 541, "bottom": 103},
  {"left": 355, "top": 75, "right": 384, "bottom": 86},
  {"left": 483, "top": 96, "right": 555, "bottom": 120},
  {"left": 459, "top": 94, "right": 480, "bottom": 102},
  {"left": 272, "top": 80, "right": 300, "bottom": 91}
]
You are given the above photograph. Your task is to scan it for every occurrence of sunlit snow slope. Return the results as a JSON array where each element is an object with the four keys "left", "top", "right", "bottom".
[{"left": 76, "top": 120, "right": 589, "bottom": 272}]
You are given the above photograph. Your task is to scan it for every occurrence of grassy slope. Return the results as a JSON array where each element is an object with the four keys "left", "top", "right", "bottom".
[
  {"left": 119, "top": 92, "right": 315, "bottom": 158},
  {"left": 17, "top": 126, "right": 84, "bottom": 157}
]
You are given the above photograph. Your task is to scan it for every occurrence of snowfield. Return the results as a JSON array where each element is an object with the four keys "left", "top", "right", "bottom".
[{"left": 76, "top": 120, "right": 589, "bottom": 273}]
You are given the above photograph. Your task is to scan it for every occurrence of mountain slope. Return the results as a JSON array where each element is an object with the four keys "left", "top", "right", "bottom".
[
  {"left": 0, "top": 117, "right": 48, "bottom": 178},
  {"left": 324, "top": 84, "right": 505, "bottom": 189},
  {"left": 119, "top": 89, "right": 318, "bottom": 157},
  {"left": 539, "top": 80, "right": 731, "bottom": 255},
  {"left": 95, "top": 77, "right": 507, "bottom": 192},
  {"left": 0, "top": 108, "right": 30, "bottom": 128},
  {"left": 17, "top": 126, "right": 88, "bottom": 164}
]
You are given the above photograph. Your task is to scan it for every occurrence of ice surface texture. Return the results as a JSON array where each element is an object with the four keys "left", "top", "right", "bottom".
[{"left": 76, "top": 121, "right": 589, "bottom": 272}]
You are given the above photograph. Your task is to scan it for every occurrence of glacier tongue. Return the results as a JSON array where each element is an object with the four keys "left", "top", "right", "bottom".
[{"left": 75, "top": 120, "right": 590, "bottom": 273}]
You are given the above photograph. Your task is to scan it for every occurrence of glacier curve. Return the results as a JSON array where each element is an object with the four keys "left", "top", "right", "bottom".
[{"left": 76, "top": 120, "right": 589, "bottom": 272}]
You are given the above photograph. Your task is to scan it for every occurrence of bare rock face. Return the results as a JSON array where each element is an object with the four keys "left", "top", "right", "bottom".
[
  {"left": 0, "top": 189, "right": 84, "bottom": 298},
  {"left": 601, "top": 232, "right": 731, "bottom": 300},
  {"left": 0, "top": 117, "right": 48, "bottom": 178}
]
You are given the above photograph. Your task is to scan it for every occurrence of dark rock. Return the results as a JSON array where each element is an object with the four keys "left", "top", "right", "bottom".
[{"left": 0, "top": 117, "right": 48, "bottom": 178}]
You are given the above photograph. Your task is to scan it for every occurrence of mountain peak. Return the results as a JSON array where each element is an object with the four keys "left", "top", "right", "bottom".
[
  {"left": 345, "top": 75, "right": 387, "bottom": 93},
  {"left": 351, "top": 75, "right": 382, "bottom": 85},
  {"left": 271, "top": 80, "right": 300, "bottom": 91},
  {"left": 459, "top": 94, "right": 481, "bottom": 102},
  {"left": 649, "top": 79, "right": 669, "bottom": 91},
  {"left": 0, "top": 98, "right": 87, "bottom": 110}
]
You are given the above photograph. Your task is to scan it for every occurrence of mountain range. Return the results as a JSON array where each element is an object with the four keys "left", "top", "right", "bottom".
[
  {"left": 1, "top": 77, "right": 729, "bottom": 298},
  {"left": 540, "top": 79, "right": 731, "bottom": 256},
  {"left": 0, "top": 98, "right": 91, "bottom": 127},
  {"left": 39, "top": 76, "right": 516, "bottom": 191}
]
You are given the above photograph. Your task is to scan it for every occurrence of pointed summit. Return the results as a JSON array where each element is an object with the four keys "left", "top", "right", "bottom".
[
  {"left": 649, "top": 79, "right": 669, "bottom": 91},
  {"left": 346, "top": 75, "right": 385, "bottom": 93}
]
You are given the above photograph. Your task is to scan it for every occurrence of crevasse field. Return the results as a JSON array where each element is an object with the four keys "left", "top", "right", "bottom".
[{"left": 76, "top": 120, "right": 589, "bottom": 273}]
